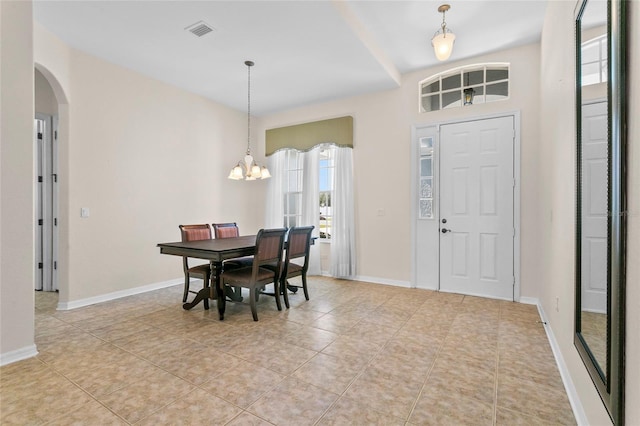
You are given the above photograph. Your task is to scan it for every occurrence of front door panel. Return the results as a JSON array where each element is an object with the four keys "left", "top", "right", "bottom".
[{"left": 440, "top": 116, "right": 514, "bottom": 300}]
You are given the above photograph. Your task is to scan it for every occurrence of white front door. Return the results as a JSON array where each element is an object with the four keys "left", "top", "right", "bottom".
[
  {"left": 581, "top": 101, "right": 608, "bottom": 313},
  {"left": 439, "top": 116, "right": 515, "bottom": 300}
]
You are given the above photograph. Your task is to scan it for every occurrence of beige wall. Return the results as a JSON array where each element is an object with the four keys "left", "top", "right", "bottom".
[
  {"left": 539, "top": 1, "right": 640, "bottom": 424},
  {"left": 35, "top": 68, "right": 58, "bottom": 116},
  {"left": 0, "top": 1, "right": 36, "bottom": 358},
  {"left": 33, "top": 28, "right": 266, "bottom": 304},
  {"left": 257, "top": 43, "right": 541, "bottom": 297}
]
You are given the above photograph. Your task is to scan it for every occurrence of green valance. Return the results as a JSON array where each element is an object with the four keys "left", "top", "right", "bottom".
[{"left": 265, "top": 116, "right": 353, "bottom": 156}]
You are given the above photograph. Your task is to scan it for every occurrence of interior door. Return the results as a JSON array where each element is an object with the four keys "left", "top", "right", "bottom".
[
  {"left": 34, "top": 114, "right": 58, "bottom": 292},
  {"left": 581, "top": 101, "right": 607, "bottom": 313},
  {"left": 439, "top": 116, "right": 515, "bottom": 300}
]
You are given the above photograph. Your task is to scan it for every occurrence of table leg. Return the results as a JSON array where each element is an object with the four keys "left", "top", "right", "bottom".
[
  {"left": 182, "top": 288, "right": 209, "bottom": 310},
  {"left": 216, "top": 266, "right": 225, "bottom": 320},
  {"left": 182, "top": 262, "right": 220, "bottom": 311}
]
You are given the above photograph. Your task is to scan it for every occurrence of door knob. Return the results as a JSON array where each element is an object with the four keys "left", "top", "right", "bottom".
[
  {"left": 441, "top": 228, "right": 451, "bottom": 234},
  {"left": 442, "top": 218, "right": 447, "bottom": 224}
]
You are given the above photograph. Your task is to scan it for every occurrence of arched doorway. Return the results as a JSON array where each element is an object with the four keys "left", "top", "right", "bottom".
[
  {"left": 34, "top": 68, "right": 58, "bottom": 292},
  {"left": 34, "top": 64, "right": 69, "bottom": 306}
]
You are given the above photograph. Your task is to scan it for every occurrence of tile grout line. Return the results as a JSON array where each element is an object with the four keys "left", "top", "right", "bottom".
[
  {"left": 406, "top": 296, "right": 459, "bottom": 423},
  {"left": 42, "top": 309, "right": 248, "bottom": 425},
  {"left": 493, "top": 304, "right": 505, "bottom": 426},
  {"left": 312, "top": 297, "right": 429, "bottom": 425},
  {"left": 36, "top": 316, "right": 133, "bottom": 425},
  {"left": 22, "top": 283, "right": 573, "bottom": 425}
]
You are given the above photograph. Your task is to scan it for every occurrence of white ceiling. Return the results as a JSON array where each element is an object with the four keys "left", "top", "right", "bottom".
[{"left": 34, "top": 0, "right": 548, "bottom": 116}]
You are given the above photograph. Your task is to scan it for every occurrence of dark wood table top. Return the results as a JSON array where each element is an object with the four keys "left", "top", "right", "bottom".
[{"left": 157, "top": 235, "right": 257, "bottom": 263}]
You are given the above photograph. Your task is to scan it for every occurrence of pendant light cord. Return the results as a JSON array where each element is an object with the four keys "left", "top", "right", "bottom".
[
  {"left": 246, "top": 62, "right": 251, "bottom": 155},
  {"left": 441, "top": 10, "right": 447, "bottom": 34}
]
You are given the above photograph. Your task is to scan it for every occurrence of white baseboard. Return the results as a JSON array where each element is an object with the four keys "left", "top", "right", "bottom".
[
  {"left": 518, "top": 296, "right": 539, "bottom": 305},
  {"left": 536, "top": 302, "right": 588, "bottom": 426},
  {"left": 0, "top": 344, "right": 38, "bottom": 367},
  {"left": 352, "top": 275, "right": 411, "bottom": 288},
  {"left": 56, "top": 278, "right": 184, "bottom": 311}
]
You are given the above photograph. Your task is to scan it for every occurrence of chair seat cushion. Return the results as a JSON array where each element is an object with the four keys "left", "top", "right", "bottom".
[
  {"left": 222, "top": 267, "right": 276, "bottom": 284},
  {"left": 223, "top": 256, "right": 254, "bottom": 270},
  {"left": 188, "top": 264, "right": 211, "bottom": 275},
  {"left": 263, "top": 261, "right": 302, "bottom": 275},
  {"left": 286, "top": 263, "right": 303, "bottom": 274}
]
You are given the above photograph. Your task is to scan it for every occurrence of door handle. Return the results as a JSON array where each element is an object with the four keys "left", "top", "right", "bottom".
[{"left": 441, "top": 228, "right": 452, "bottom": 234}]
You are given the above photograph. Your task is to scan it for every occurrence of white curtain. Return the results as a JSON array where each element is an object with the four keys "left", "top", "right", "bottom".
[
  {"left": 301, "top": 147, "right": 321, "bottom": 275},
  {"left": 330, "top": 147, "right": 356, "bottom": 278},
  {"left": 265, "top": 150, "right": 286, "bottom": 228}
]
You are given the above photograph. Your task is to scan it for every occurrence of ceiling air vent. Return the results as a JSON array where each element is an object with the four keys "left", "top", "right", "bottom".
[{"left": 185, "top": 21, "right": 215, "bottom": 37}]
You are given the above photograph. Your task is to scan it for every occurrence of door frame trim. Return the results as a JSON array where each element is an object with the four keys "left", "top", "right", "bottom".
[{"left": 411, "top": 110, "right": 521, "bottom": 301}]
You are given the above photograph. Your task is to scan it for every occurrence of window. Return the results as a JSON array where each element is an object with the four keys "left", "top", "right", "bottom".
[
  {"left": 267, "top": 145, "right": 355, "bottom": 277},
  {"left": 419, "top": 137, "right": 435, "bottom": 219},
  {"left": 283, "top": 150, "right": 303, "bottom": 228},
  {"left": 420, "top": 64, "right": 510, "bottom": 113},
  {"left": 319, "top": 148, "right": 334, "bottom": 240},
  {"left": 281, "top": 146, "right": 335, "bottom": 240},
  {"left": 581, "top": 35, "right": 607, "bottom": 86}
]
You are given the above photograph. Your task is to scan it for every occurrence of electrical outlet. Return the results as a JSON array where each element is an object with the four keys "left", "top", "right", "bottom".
[
  {"left": 377, "top": 208, "right": 385, "bottom": 217},
  {"left": 80, "top": 208, "right": 90, "bottom": 218}
]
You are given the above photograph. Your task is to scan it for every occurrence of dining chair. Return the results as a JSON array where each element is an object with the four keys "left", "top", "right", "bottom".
[
  {"left": 212, "top": 222, "right": 240, "bottom": 239},
  {"left": 212, "top": 222, "right": 254, "bottom": 270},
  {"left": 178, "top": 224, "right": 212, "bottom": 308},
  {"left": 275, "top": 226, "right": 314, "bottom": 308},
  {"left": 220, "top": 228, "right": 287, "bottom": 321}
]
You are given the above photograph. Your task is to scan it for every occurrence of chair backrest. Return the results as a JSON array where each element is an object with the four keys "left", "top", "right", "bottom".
[
  {"left": 179, "top": 224, "right": 211, "bottom": 242},
  {"left": 285, "top": 226, "right": 314, "bottom": 269},
  {"left": 213, "top": 222, "right": 240, "bottom": 239},
  {"left": 253, "top": 228, "right": 287, "bottom": 272},
  {"left": 178, "top": 224, "right": 211, "bottom": 271}
]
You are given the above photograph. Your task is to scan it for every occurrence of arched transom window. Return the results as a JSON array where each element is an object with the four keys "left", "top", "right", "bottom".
[{"left": 419, "top": 63, "right": 510, "bottom": 113}]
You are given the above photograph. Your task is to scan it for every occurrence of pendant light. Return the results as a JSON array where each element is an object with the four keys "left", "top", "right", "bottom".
[
  {"left": 228, "top": 60, "right": 271, "bottom": 181},
  {"left": 431, "top": 4, "right": 456, "bottom": 61}
]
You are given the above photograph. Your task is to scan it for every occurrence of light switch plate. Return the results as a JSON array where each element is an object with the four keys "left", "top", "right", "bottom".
[{"left": 80, "top": 208, "right": 90, "bottom": 218}]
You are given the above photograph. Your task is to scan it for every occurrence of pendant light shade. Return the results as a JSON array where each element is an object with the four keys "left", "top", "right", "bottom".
[
  {"left": 431, "top": 4, "right": 455, "bottom": 61},
  {"left": 228, "top": 60, "right": 270, "bottom": 181}
]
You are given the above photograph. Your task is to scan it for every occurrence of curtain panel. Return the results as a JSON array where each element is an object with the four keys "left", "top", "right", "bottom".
[
  {"left": 301, "top": 148, "right": 321, "bottom": 275},
  {"left": 264, "top": 145, "right": 356, "bottom": 278},
  {"left": 265, "top": 150, "right": 286, "bottom": 228},
  {"left": 329, "top": 147, "right": 356, "bottom": 278}
]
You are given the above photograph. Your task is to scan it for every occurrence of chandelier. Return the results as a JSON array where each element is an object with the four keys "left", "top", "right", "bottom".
[
  {"left": 228, "top": 60, "right": 271, "bottom": 180},
  {"left": 431, "top": 4, "right": 456, "bottom": 61}
]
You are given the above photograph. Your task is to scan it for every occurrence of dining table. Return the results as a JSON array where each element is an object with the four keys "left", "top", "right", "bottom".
[{"left": 157, "top": 235, "right": 257, "bottom": 320}]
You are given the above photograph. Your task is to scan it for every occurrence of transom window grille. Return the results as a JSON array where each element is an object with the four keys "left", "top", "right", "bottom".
[
  {"left": 283, "top": 150, "right": 303, "bottom": 228},
  {"left": 419, "top": 137, "right": 435, "bottom": 219},
  {"left": 419, "top": 64, "right": 510, "bottom": 113},
  {"left": 581, "top": 35, "right": 607, "bottom": 86}
]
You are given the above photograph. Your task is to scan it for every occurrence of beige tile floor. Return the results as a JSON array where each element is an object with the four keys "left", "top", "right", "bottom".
[{"left": 1, "top": 277, "right": 576, "bottom": 425}]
